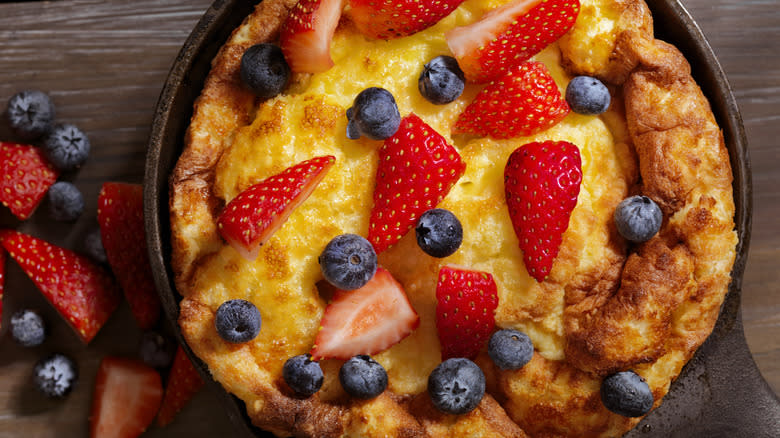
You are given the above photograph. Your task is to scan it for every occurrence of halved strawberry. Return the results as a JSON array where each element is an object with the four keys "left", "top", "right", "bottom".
[
  {"left": 0, "top": 232, "right": 7, "bottom": 331},
  {"left": 90, "top": 357, "right": 163, "bottom": 438},
  {"left": 280, "top": 0, "right": 345, "bottom": 73},
  {"left": 348, "top": 0, "right": 466, "bottom": 40},
  {"left": 368, "top": 114, "right": 465, "bottom": 254},
  {"left": 435, "top": 265, "right": 498, "bottom": 360},
  {"left": 454, "top": 61, "right": 569, "bottom": 139},
  {"left": 157, "top": 346, "right": 204, "bottom": 427},
  {"left": 446, "top": 0, "right": 580, "bottom": 83},
  {"left": 311, "top": 267, "right": 419, "bottom": 360},
  {"left": 504, "top": 140, "right": 582, "bottom": 281},
  {"left": 2, "top": 231, "right": 121, "bottom": 343},
  {"left": 217, "top": 155, "right": 335, "bottom": 260},
  {"left": 0, "top": 142, "right": 59, "bottom": 220},
  {"left": 98, "top": 182, "right": 161, "bottom": 330}
]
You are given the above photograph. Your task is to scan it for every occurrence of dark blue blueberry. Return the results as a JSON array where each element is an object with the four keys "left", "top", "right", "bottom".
[
  {"left": 339, "top": 355, "right": 387, "bottom": 399},
  {"left": 10, "top": 309, "right": 47, "bottom": 347},
  {"left": 240, "top": 43, "right": 291, "bottom": 100},
  {"left": 33, "top": 353, "right": 78, "bottom": 399},
  {"left": 614, "top": 195, "right": 663, "bottom": 243},
  {"left": 565, "top": 76, "right": 611, "bottom": 115},
  {"left": 138, "top": 331, "right": 176, "bottom": 369},
  {"left": 415, "top": 208, "right": 463, "bottom": 258},
  {"left": 346, "top": 87, "right": 401, "bottom": 140},
  {"left": 6, "top": 90, "right": 55, "bottom": 141},
  {"left": 418, "top": 56, "right": 465, "bottom": 105},
  {"left": 601, "top": 370, "right": 654, "bottom": 417},
  {"left": 43, "top": 123, "right": 90, "bottom": 172},
  {"left": 46, "top": 181, "right": 84, "bottom": 222},
  {"left": 283, "top": 354, "right": 324, "bottom": 397},
  {"left": 488, "top": 329, "right": 533, "bottom": 370},
  {"left": 427, "top": 358, "right": 485, "bottom": 414},
  {"left": 319, "top": 234, "right": 377, "bottom": 290},
  {"left": 83, "top": 227, "right": 108, "bottom": 265},
  {"left": 215, "top": 299, "right": 262, "bottom": 343}
]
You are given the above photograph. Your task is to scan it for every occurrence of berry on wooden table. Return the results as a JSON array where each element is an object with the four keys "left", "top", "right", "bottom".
[
  {"left": 0, "top": 142, "right": 59, "bottom": 220},
  {"left": 6, "top": 89, "right": 55, "bottom": 141}
]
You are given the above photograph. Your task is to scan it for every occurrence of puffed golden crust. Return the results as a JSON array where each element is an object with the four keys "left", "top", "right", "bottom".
[{"left": 170, "top": 0, "right": 737, "bottom": 436}]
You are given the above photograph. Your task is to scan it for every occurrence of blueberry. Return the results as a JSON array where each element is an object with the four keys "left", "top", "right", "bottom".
[
  {"left": 415, "top": 208, "right": 463, "bottom": 258},
  {"left": 488, "top": 329, "right": 533, "bottom": 370},
  {"left": 614, "top": 195, "right": 663, "bottom": 243},
  {"left": 565, "top": 76, "right": 611, "bottom": 115},
  {"left": 240, "top": 43, "right": 291, "bottom": 100},
  {"left": 215, "top": 299, "right": 262, "bottom": 343},
  {"left": 138, "top": 331, "right": 176, "bottom": 369},
  {"left": 10, "top": 309, "right": 47, "bottom": 347},
  {"left": 346, "top": 87, "right": 401, "bottom": 140},
  {"left": 43, "top": 123, "right": 90, "bottom": 172},
  {"left": 33, "top": 353, "right": 78, "bottom": 399},
  {"left": 418, "top": 56, "right": 465, "bottom": 105},
  {"left": 318, "top": 234, "right": 377, "bottom": 290},
  {"left": 600, "top": 370, "right": 654, "bottom": 417},
  {"left": 283, "top": 354, "right": 324, "bottom": 397},
  {"left": 427, "top": 358, "right": 485, "bottom": 414},
  {"left": 83, "top": 227, "right": 108, "bottom": 265},
  {"left": 46, "top": 181, "right": 84, "bottom": 222},
  {"left": 339, "top": 355, "right": 387, "bottom": 399},
  {"left": 6, "top": 90, "right": 55, "bottom": 140}
]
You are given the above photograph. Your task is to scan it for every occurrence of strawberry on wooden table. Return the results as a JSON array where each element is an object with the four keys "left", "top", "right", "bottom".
[
  {"left": 504, "top": 140, "right": 582, "bottom": 282},
  {"left": 368, "top": 113, "right": 465, "bottom": 254},
  {"left": 349, "top": 0, "right": 466, "bottom": 40},
  {"left": 311, "top": 267, "right": 419, "bottom": 360},
  {"left": 454, "top": 61, "right": 570, "bottom": 139},
  {"left": 0, "top": 142, "right": 59, "bottom": 220},
  {"left": 98, "top": 182, "right": 161, "bottom": 329},
  {"left": 0, "top": 231, "right": 7, "bottom": 331},
  {"left": 280, "top": 0, "right": 345, "bottom": 73},
  {"left": 1, "top": 230, "right": 121, "bottom": 343},
  {"left": 435, "top": 265, "right": 498, "bottom": 360},
  {"left": 157, "top": 346, "right": 204, "bottom": 427},
  {"left": 447, "top": 0, "right": 580, "bottom": 83},
  {"left": 217, "top": 155, "right": 335, "bottom": 260},
  {"left": 90, "top": 357, "right": 163, "bottom": 438}
]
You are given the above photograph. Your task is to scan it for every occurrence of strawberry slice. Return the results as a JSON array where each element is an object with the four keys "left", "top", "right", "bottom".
[
  {"left": 368, "top": 114, "right": 465, "bottom": 254},
  {"left": 90, "top": 357, "right": 163, "bottom": 438},
  {"left": 97, "top": 182, "right": 161, "bottom": 330},
  {"left": 280, "top": 0, "right": 345, "bottom": 73},
  {"left": 0, "top": 142, "right": 59, "bottom": 220},
  {"left": 504, "top": 140, "right": 582, "bottom": 281},
  {"left": 311, "top": 267, "right": 419, "bottom": 360},
  {"left": 157, "top": 346, "right": 204, "bottom": 427},
  {"left": 1, "top": 231, "right": 121, "bottom": 343},
  {"left": 217, "top": 155, "right": 335, "bottom": 260},
  {"left": 348, "top": 0, "right": 466, "bottom": 40},
  {"left": 446, "top": 0, "right": 580, "bottom": 83},
  {"left": 454, "top": 61, "right": 569, "bottom": 139},
  {"left": 0, "top": 232, "right": 7, "bottom": 331},
  {"left": 435, "top": 265, "right": 498, "bottom": 360}
]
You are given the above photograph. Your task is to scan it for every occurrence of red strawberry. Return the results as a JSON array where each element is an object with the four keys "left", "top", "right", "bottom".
[
  {"left": 157, "top": 346, "right": 204, "bottom": 427},
  {"left": 349, "top": 0, "right": 466, "bottom": 40},
  {"left": 0, "top": 142, "right": 59, "bottom": 220},
  {"left": 217, "top": 155, "right": 335, "bottom": 260},
  {"left": 454, "top": 61, "right": 569, "bottom": 139},
  {"left": 0, "top": 232, "right": 7, "bottom": 331},
  {"left": 97, "top": 182, "right": 161, "bottom": 330},
  {"left": 435, "top": 265, "right": 498, "bottom": 360},
  {"left": 1, "top": 231, "right": 121, "bottom": 343},
  {"left": 368, "top": 114, "right": 465, "bottom": 253},
  {"left": 504, "top": 140, "right": 582, "bottom": 281},
  {"left": 90, "top": 357, "right": 163, "bottom": 438},
  {"left": 446, "top": 0, "right": 580, "bottom": 83},
  {"left": 280, "top": 0, "right": 345, "bottom": 73},
  {"left": 311, "top": 267, "right": 419, "bottom": 360}
]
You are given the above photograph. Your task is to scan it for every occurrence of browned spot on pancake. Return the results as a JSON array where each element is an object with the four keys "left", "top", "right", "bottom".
[
  {"left": 262, "top": 239, "right": 290, "bottom": 280},
  {"left": 302, "top": 97, "right": 342, "bottom": 137},
  {"left": 250, "top": 99, "right": 286, "bottom": 137}
]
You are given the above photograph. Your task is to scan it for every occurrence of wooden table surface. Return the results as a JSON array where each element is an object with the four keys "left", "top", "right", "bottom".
[{"left": 0, "top": 1, "right": 777, "bottom": 436}]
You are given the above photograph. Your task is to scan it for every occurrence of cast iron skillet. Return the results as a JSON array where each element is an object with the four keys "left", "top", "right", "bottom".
[{"left": 144, "top": 1, "right": 779, "bottom": 436}]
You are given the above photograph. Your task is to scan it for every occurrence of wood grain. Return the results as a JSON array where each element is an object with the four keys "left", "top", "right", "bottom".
[{"left": 0, "top": 0, "right": 776, "bottom": 437}]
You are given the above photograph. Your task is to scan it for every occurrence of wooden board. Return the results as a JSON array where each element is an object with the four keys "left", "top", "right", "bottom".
[{"left": 0, "top": 0, "right": 776, "bottom": 436}]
